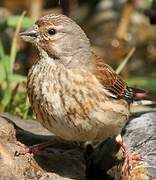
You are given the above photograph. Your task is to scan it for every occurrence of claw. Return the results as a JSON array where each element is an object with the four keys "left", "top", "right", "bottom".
[{"left": 115, "top": 135, "right": 143, "bottom": 178}]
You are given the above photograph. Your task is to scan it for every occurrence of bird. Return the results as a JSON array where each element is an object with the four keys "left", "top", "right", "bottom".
[{"left": 19, "top": 13, "right": 145, "bottom": 176}]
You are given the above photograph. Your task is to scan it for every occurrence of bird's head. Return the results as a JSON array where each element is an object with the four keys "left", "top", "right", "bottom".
[{"left": 20, "top": 14, "right": 91, "bottom": 66}]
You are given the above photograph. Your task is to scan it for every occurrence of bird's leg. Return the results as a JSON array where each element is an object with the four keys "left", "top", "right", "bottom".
[
  {"left": 15, "top": 140, "right": 55, "bottom": 156},
  {"left": 120, "top": 142, "right": 142, "bottom": 176},
  {"left": 116, "top": 135, "right": 143, "bottom": 177}
]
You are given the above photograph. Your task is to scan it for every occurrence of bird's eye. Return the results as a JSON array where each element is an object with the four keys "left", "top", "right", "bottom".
[{"left": 48, "top": 28, "right": 56, "bottom": 35}]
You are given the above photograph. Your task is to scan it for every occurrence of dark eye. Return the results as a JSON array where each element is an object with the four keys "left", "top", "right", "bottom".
[{"left": 48, "top": 28, "right": 56, "bottom": 35}]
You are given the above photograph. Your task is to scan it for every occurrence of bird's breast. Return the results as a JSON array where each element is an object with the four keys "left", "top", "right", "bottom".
[{"left": 27, "top": 62, "right": 129, "bottom": 142}]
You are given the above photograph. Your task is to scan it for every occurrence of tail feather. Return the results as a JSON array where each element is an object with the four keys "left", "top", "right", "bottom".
[{"left": 130, "top": 87, "right": 156, "bottom": 102}]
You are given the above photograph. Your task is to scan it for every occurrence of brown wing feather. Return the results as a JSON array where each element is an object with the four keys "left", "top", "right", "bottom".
[{"left": 90, "top": 53, "right": 133, "bottom": 102}]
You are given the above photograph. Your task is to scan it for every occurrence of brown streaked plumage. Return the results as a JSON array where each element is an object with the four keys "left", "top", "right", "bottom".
[{"left": 20, "top": 14, "right": 144, "bottom": 143}]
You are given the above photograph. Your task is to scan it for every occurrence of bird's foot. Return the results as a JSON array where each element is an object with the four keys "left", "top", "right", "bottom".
[
  {"left": 120, "top": 143, "right": 143, "bottom": 177},
  {"left": 14, "top": 140, "right": 53, "bottom": 156},
  {"left": 116, "top": 135, "right": 143, "bottom": 178}
]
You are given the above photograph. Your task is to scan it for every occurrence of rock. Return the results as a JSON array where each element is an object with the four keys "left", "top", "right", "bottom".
[
  {"left": 0, "top": 110, "right": 156, "bottom": 179},
  {"left": 0, "top": 116, "right": 16, "bottom": 142},
  {"left": 0, "top": 113, "right": 85, "bottom": 180},
  {"left": 123, "top": 110, "right": 156, "bottom": 179}
]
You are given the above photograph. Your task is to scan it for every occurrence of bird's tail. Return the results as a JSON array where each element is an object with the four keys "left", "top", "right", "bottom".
[{"left": 130, "top": 87, "right": 156, "bottom": 103}]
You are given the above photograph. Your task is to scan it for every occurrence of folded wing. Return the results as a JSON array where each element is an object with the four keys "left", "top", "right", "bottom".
[{"left": 91, "top": 54, "right": 134, "bottom": 103}]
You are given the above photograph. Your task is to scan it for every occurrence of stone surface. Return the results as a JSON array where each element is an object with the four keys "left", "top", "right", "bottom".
[
  {"left": 0, "top": 110, "right": 155, "bottom": 179},
  {"left": 123, "top": 110, "right": 156, "bottom": 179},
  {"left": 0, "top": 113, "right": 85, "bottom": 180}
]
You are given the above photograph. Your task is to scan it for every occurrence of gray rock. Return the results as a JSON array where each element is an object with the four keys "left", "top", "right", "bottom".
[
  {"left": 0, "top": 110, "right": 156, "bottom": 179},
  {"left": 123, "top": 110, "right": 156, "bottom": 178}
]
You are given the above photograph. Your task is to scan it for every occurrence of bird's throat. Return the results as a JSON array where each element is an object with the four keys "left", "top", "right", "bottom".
[{"left": 37, "top": 45, "right": 92, "bottom": 68}]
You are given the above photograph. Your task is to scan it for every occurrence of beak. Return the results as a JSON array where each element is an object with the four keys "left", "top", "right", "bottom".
[{"left": 20, "top": 26, "right": 39, "bottom": 43}]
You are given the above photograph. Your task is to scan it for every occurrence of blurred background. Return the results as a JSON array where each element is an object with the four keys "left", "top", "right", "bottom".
[{"left": 0, "top": 0, "right": 156, "bottom": 118}]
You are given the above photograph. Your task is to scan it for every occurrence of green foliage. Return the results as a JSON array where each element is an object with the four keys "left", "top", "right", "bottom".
[
  {"left": 7, "top": 90, "right": 33, "bottom": 119},
  {"left": 0, "top": 36, "right": 26, "bottom": 112},
  {"left": 0, "top": 12, "right": 32, "bottom": 118},
  {"left": 7, "top": 16, "right": 33, "bottom": 29},
  {"left": 144, "top": 0, "right": 153, "bottom": 6},
  {"left": 116, "top": 48, "right": 135, "bottom": 75},
  {"left": 127, "top": 76, "right": 156, "bottom": 94}
]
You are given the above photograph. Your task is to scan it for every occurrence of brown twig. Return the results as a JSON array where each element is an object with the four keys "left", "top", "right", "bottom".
[
  {"left": 116, "top": 0, "right": 137, "bottom": 40},
  {"left": 29, "top": 0, "right": 43, "bottom": 21},
  {"left": 116, "top": 47, "right": 136, "bottom": 74}
]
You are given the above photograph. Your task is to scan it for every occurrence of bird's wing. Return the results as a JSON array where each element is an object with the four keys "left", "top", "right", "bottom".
[{"left": 90, "top": 53, "right": 133, "bottom": 102}]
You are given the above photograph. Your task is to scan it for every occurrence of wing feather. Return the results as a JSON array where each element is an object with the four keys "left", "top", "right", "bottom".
[{"left": 90, "top": 53, "right": 133, "bottom": 103}]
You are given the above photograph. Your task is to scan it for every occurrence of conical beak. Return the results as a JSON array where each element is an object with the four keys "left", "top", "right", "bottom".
[{"left": 20, "top": 26, "right": 38, "bottom": 43}]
